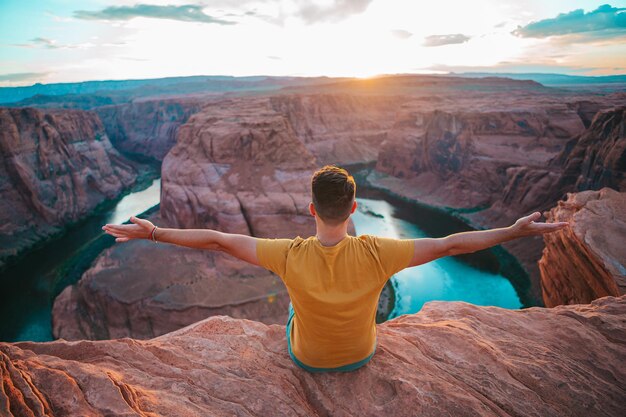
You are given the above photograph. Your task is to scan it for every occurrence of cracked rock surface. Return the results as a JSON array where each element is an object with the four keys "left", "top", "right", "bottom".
[{"left": 5, "top": 296, "right": 626, "bottom": 417}]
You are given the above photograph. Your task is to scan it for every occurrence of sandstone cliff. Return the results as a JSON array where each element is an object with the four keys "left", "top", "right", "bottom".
[
  {"left": 371, "top": 104, "right": 626, "bottom": 301},
  {"left": 269, "top": 94, "right": 400, "bottom": 164},
  {"left": 5, "top": 296, "right": 626, "bottom": 416},
  {"left": 52, "top": 212, "right": 292, "bottom": 340},
  {"left": 52, "top": 90, "right": 626, "bottom": 338},
  {"left": 556, "top": 106, "right": 626, "bottom": 193},
  {"left": 539, "top": 188, "right": 626, "bottom": 307},
  {"left": 0, "top": 107, "right": 137, "bottom": 270},
  {"left": 53, "top": 95, "right": 394, "bottom": 340},
  {"left": 54, "top": 97, "right": 322, "bottom": 339},
  {"left": 95, "top": 98, "right": 207, "bottom": 161}
]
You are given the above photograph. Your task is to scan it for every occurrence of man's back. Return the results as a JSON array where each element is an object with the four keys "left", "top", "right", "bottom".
[{"left": 257, "top": 234, "right": 414, "bottom": 369}]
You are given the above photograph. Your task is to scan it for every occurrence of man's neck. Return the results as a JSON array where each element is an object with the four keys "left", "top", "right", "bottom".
[{"left": 315, "top": 218, "right": 349, "bottom": 247}]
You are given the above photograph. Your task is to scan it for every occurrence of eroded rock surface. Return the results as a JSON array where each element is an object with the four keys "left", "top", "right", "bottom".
[
  {"left": 5, "top": 296, "right": 626, "bottom": 416},
  {"left": 539, "top": 188, "right": 626, "bottom": 307},
  {"left": 51, "top": 82, "right": 626, "bottom": 338},
  {"left": 371, "top": 104, "right": 626, "bottom": 300},
  {"left": 0, "top": 107, "right": 137, "bottom": 269},
  {"left": 52, "top": 212, "right": 291, "bottom": 340},
  {"left": 53, "top": 97, "right": 336, "bottom": 339},
  {"left": 95, "top": 98, "right": 207, "bottom": 161},
  {"left": 556, "top": 106, "right": 626, "bottom": 193},
  {"left": 53, "top": 95, "right": 397, "bottom": 340}
]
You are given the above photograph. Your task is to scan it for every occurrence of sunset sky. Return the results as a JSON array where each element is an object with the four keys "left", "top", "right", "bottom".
[{"left": 1, "top": 0, "right": 625, "bottom": 86}]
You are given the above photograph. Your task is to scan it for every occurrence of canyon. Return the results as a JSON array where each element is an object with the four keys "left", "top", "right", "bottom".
[
  {"left": 1, "top": 74, "right": 625, "bottom": 416},
  {"left": 94, "top": 98, "right": 208, "bottom": 161},
  {"left": 47, "top": 76, "right": 626, "bottom": 340},
  {"left": 0, "top": 107, "right": 139, "bottom": 270}
]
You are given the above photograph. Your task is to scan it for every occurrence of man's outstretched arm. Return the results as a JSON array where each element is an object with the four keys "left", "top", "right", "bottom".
[
  {"left": 102, "top": 216, "right": 261, "bottom": 266},
  {"left": 407, "top": 212, "right": 569, "bottom": 268}
]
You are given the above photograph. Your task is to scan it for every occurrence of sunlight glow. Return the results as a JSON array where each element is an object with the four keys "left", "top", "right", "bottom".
[{"left": 0, "top": 0, "right": 624, "bottom": 85}]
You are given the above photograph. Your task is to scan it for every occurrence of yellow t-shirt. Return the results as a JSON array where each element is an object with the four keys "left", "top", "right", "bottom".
[{"left": 256, "top": 234, "right": 415, "bottom": 368}]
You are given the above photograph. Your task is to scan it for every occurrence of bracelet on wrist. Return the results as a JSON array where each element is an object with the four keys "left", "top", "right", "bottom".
[{"left": 150, "top": 225, "right": 158, "bottom": 243}]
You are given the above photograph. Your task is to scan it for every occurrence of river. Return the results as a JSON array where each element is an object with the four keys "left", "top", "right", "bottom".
[
  {"left": 0, "top": 179, "right": 161, "bottom": 342},
  {"left": 352, "top": 195, "right": 522, "bottom": 318},
  {"left": 0, "top": 178, "right": 527, "bottom": 342}
]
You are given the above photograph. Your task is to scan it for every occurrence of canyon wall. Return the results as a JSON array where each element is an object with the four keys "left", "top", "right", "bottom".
[
  {"left": 539, "top": 188, "right": 626, "bottom": 307},
  {"left": 52, "top": 95, "right": 394, "bottom": 340},
  {"left": 95, "top": 98, "right": 207, "bottom": 161},
  {"left": 555, "top": 106, "right": 626, "bottom": 193},
  {"left": 371, "top": 104, "right": 626, "bottom": 301},
  {"left": 52, "top": 90, "right": 626, "bottom": 338},
  {"left": 53, "top": 97, "right": 325, "bottom": 339},
  {"left": 269, "top": 94, "right": 401, "bottom": 164},
  {"left": 0, "top": 107, "right": 137, "bottom": 270},
  {"left": 6, "top": 295, "right": 626, "bottom": 416}
]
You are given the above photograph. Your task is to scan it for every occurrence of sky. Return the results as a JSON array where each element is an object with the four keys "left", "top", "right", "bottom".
[{"left": 1, "top": 0, "right": 625, "bottom": 86}]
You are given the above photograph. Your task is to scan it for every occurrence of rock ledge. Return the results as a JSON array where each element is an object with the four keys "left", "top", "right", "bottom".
[{"left": 3, "top": 296, "right": 625, "bottom": 416}]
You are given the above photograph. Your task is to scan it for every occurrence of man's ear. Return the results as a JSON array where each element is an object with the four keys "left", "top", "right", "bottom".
[
  {"left": 309, "top": 202, "right": 316, "bottom": 217},
  {"left": 350, "top": 200, "right": 357, "bottom": 214}
]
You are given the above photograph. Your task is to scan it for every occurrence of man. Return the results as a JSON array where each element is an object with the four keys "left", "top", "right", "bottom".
[{"left": 102, "top": 165, "right": 568, "bottom": 373}]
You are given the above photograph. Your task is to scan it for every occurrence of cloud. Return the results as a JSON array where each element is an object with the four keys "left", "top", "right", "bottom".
[
  {"left": 295, "top": 0, "right": 373, "bottom": 24},
  {"left": 11, "top": 37, "right": 96, "bottom": 50},
  {"left": 73, "top": 4, "right": 236, "bottom": 25},
  {"left": 512, "top": 4, "right": 626, "bottom": 38},
  {"left": 0, "top": 72, "right": 49, "bottom": 82},
  {"left": 391, "top": 29, "right": 413, "bottom": 39},
  {"left": 30, "top": 37, "right": 58, "bottom": 48},
  {"left": 422, "top": 34, "right": 471, "bottom": 47}
]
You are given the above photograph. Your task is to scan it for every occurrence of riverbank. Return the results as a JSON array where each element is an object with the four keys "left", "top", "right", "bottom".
[
  {"left": 0, "top": 176, "right": 161, "bottom": 342},
  {"left": 0, "top": 159, "right": 160, "bottom": 275}
]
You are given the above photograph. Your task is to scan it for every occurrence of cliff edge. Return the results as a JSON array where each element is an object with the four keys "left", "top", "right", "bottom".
[
  {"left": 3, "top": 296, "right": 625, "bottom": 417},
  {"left": 539, "top": 188, "right": 626, "bottom": 307}
]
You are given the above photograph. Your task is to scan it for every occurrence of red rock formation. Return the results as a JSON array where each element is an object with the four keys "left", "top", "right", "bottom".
[
  {"left": 539, "top": 189, "right": 625, "bottom": 307},
  {"left": 269, "top": 94, "right": 401, "bottom": 164},
  {"left": 372, "top": 104, "right": 626, "bottom": 301},
  {"left": 160, "top": 97, "right": 319, "bottom": 234},
  {"left": 53, "top": 97, "right": 328, "bottom": 339},
  {"left": 95, "top": 98, "right": 207, "bottom": 161},
  {"left": 376, "top": 109, "right": 583, "bottom": 219},
  {"left": 0, "top": 107, "right": 137, "bottom": 269},
  {"left": 5, "top": 296, "right": 626, "bottom": 416},
  {"left": 556, "top": 106, "right": 626, "bottom": 193},
  {"left": 54, "top": 95, "right": 400, "bottom": 340},
  {"left": 52, "top": 212, "right": 291, "bottom": 340}
]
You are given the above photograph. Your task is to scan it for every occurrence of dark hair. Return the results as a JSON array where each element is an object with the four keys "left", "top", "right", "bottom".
[{"left": 311, "top": 165, "right": 356, "bottom": 225}]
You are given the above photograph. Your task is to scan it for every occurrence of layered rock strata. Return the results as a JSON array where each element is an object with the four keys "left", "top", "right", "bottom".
[
  {"left": 52, "top": 212, "right": 292, "bottom": 340},
  {"left": 539, "top": 188, "right": 626, "bottom": 307},
  {"left": 5, "top": 295, "right": 626, "bottom": 416},
  {"left": 555, "top": 106, "right": 626, "bottom": 193},
  {"left": 95, "top": 98, "right": 207, "bottom": 161},
  {"left": 54, "top": 94, "right": 397, "bottom": 340},
  {"left": 51, "top": 88, "right": 626, "bottom": 338},
  {"left": 372, "top": 105, "right": 626, "bottom": 301},
  {"left": 0, "top": 107, "right": 136, "bottom": 269},
  {"left": 54, "top": 97, "right": 352, "bottom": 339}
]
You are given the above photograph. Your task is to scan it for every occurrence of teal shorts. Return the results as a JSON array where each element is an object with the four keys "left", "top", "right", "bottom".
[{"left": 286, "top": 302, "right": 375, "bottom": 373}]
